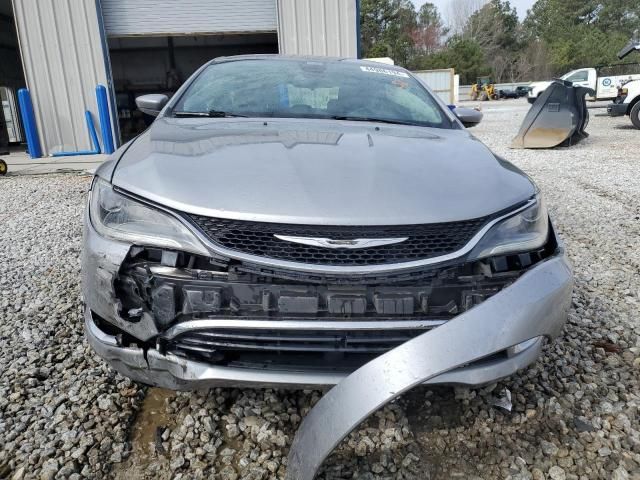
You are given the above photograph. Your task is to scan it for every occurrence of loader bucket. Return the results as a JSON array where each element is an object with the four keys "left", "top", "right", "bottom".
[{"left": 511, "top": 80, "right": 594, "bottom": 149}]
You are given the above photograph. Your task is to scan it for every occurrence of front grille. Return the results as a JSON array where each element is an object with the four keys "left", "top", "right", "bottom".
[
  {"left": 187, "top": 215, "right": 488, "bottom": 266},
  {"left": 162, "top": 326, "right": 433, "bottom": 369}
]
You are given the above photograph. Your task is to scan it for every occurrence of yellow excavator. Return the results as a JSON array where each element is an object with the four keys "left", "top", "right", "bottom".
[{"left": 470, "top": 76, "right": 498, "bottom": 101}]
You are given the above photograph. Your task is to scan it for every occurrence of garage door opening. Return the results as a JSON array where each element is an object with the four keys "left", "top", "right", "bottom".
[
  {"left": 0, "top": 0, "right": 26, "bottom": 149},
  {"left": 108, "top": 33, "right": 278, "bottom": 142}
]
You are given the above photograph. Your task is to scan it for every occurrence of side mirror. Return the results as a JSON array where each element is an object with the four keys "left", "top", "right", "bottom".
[
  {"left": 453, "top": 107, "right": 483, "bottom": 128},
  {"left": 135, "top": 94, "right": 169, "bottom": 116}
]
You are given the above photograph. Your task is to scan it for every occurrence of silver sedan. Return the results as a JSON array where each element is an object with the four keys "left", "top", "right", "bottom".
[{"left": 82, "top": 55, "right": 572, "bottom": 390}]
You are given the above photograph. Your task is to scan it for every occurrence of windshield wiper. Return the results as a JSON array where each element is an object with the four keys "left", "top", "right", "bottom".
[
  {"left": 329, "top": 115, "right": 422, "bottom": 126},
  {"left": 173, "top": 110, "right": 249, "bottom": 118}
]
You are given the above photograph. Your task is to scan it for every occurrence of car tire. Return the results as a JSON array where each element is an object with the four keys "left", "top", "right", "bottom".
[{"left": 630, "top": 102, "right": 640, "bottom": 129}]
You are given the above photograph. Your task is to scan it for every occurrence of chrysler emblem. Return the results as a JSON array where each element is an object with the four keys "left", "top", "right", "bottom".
[{"left": 274, "top": 235, "right": 408, "bottom": 249}]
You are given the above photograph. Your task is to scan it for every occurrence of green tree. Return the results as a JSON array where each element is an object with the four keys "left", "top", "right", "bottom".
[
  {"left": 412, "top": 3, "right": 449, "bottom": 55},
  {"left": 359, "top": 0, "right": 417, "bottom": 67},
  {"left": 417, "top": 2, "right": 445, "bottom": 30},
  {"left": 465, "top": 0, "right": 520, "bottom": 50},
  {"left": 462, "top": 0, "right": 525, "bottom": 81},
  {"left": 596, "top": 0, "right": 640, "bottom": 35},
  {"left": 417, "top": 36, "right": 490, "bottom": 83},
  {"left": 523, "top": 0, "right": 640, "bottom": 76},
  {"left": 358, "top": 0, "right": 640, "bottom": 84}
]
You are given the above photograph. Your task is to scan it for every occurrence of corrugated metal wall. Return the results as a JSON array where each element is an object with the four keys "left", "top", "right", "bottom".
[
  {"left": 413, "top": 69, "right": 455, "bottom": 104},
  {"left": 12, "top": 0, "right": 110, "bottom": 155},
  {"left": 277, "top": 0, "right": 357, "bottom": 57},
  {"left": 101, "top": 0, "right": 277, "bottom": 36}
]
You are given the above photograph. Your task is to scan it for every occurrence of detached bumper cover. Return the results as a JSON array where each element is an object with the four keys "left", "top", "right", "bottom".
[{"left": 286, "top": 253, "right": 572, "bottom": 479}]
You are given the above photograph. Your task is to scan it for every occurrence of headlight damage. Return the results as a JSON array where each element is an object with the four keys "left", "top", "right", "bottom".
[
  {"left": 469, "top": 196, "right": 548, "bottom": 260},
  {"left": 89, "top": 178, "right": 208, "bottom": 256}
]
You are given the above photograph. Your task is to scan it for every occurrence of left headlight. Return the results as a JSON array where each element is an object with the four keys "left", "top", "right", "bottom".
[
  {"left": 89, "top": 177, "right": 209, "bottom": 256},
  {"left": 468, "top": 195, "right": 549, "bottom": 260}
]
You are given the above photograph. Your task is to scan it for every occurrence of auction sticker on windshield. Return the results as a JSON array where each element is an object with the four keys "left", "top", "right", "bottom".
[{"left": 360, "top": 66, "right": 410, "bottom": 78}]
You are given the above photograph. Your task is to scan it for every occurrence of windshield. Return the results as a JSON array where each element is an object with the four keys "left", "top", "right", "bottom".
[
  {"left": 562, "top": 69, "right": 589, "bottom": 82},
  {"left": 172, "top": 59, "right": 453, "bottom": 128}
]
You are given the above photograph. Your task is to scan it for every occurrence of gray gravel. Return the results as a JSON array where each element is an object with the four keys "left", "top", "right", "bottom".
[
  {"left": 0, "top": 175, "right": 144, "bottom": 480},
  {"left": 1, "top": 100, "right": 639, "bottom": 479}
]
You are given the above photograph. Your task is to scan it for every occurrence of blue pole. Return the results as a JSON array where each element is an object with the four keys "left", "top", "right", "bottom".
[
  {"left": 96, "top": 84, "right": 115, "bottom": 154},
  {"left": 17, "top": 88, "right": 42, "bottom": 159},
  {"left": 86, "top": 110, "right": 101, "bottom": 153}
]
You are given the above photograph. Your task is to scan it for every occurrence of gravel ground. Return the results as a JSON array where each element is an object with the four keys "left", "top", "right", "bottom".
[{"left": 1, "top": 99, "right": 638, "bottom": 480}]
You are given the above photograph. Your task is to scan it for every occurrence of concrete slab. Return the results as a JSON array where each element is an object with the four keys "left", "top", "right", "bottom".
[{"left": 0, "top": 146, "right": 107, "bottom": 175}]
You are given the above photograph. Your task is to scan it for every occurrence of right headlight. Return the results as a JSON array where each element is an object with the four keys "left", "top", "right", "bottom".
[
  {"left": 89, "top": 177, "right": 209, "bottom": 256},
  {"left": 468, "top": 196, "right": 549, "bottom": 260}
]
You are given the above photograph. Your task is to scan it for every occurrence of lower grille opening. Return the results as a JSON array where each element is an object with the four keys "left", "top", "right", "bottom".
[
  {"left": 159, "top": 326, "right": 512, "bottom": 373},
  {"left": 161, "top": 327, "right": 434, "bottom": 372},
  {"left": 166, "top": 327, "right": 428, "bottom": 353}
]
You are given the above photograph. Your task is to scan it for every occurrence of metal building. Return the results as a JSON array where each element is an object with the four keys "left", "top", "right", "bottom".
[
  {"left": 4, "top": 0, "right": 359, "bottom": 156},
  {"left": 413, "top": 69, "right": 456, "bottom": 104}
]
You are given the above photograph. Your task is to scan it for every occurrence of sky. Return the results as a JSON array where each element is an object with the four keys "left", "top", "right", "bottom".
[{"left": 411, "top": 0, "right": 535, "bottom": 21}]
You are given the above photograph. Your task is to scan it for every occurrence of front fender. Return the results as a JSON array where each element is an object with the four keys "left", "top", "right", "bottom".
[{"left": 623, "top": 81, "right": 640, "bottom": 105}]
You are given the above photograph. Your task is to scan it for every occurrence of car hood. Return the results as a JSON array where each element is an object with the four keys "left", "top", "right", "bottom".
[
  {"left": 530, "top": 80, "right": 552, "bottom": 91},
  {"left": 111, "top": 117, "right": 535, "bottom": 225}
]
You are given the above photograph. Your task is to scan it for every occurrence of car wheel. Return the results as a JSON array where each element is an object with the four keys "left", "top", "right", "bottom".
[
  {"left": 630, "top": 102, "right": 640, "bottom": 129},
  {"left": 0, "top": 159, "right": 7, "bottom": 175}
]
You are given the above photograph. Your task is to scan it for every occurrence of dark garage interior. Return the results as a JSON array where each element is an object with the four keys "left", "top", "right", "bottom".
[
  {"left": 0, "top": 0, "right": 25, "bottom": 148},
  {"left": 107, "top": 33, "right": 279, "bottom": 142}
]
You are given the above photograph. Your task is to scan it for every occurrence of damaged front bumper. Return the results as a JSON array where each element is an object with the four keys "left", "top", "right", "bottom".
[
  {"left": 82, "top": 209, "right": 571, "bottom": 390},
  {"left": 84, "top": 308, "right": 546, "bottom": 389}
]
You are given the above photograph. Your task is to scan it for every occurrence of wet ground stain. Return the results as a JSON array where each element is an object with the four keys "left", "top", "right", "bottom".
[{"left": 113, "top": 387, "right": 176, "bottom": 480}]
